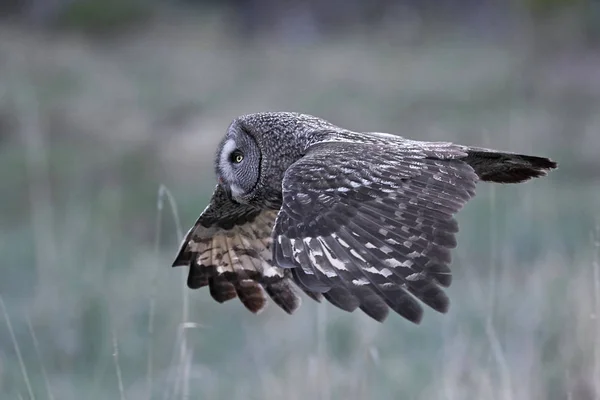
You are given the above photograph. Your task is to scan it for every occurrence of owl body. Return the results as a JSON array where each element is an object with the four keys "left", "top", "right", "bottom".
[{"left": 174, "top": 112, "right": 557, "bottom": 323}]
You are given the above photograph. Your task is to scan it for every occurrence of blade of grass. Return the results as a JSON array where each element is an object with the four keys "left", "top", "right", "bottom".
[
  {"left": 151, "top": 185, "right": 188, "bottom": 400},
  {"left": 163, "top": 322, "right": 202, "bottom": 400},
  {"left": 25, "top": 313, "right": 55, "bottom": 400},
  {"left": 0, "top": 293, "right": 35, "bottom": 400},
  {"left": 485, "top": 318, "right": 512, "bottom": 400},
  {"left": 146, "top": 187, "right": 164, "bottom": 400},
  {"left": 592, "top": 223, "right": 600, "bottom": 398},
  {"left": 316, "top": 300, "right": 329, "bottom": 400},
  {"left": 112, "top": 328, "right": 127, "bottom": 400},
  {"left": 162, "top": 324, "right": 186, "bottom": 400}
]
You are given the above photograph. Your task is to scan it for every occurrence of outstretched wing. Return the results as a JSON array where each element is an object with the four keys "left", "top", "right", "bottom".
[
  {"left": 172, "top": 184, "right": 303, "bottom": 314},
  {"left": 272, "top": 140, "right": 479, "bottom": 323}
]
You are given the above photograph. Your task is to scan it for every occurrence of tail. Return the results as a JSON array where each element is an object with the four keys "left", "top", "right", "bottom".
[{"left": 462, "top": 147, "right": 558, "bottom": 183}]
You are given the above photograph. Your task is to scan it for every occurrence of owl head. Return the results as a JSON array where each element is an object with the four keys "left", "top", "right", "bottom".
[
  {"left": 213, "top": 112, "right": 336, "bottom": 206},
  {"left": 214, "top": 118, "right": 262, "bottom": 204}
]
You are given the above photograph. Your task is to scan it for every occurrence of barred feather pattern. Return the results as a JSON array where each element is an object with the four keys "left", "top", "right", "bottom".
[
  {"left": 273, "top": 141, "right": 478, "bottom": 323},
  {"left": 172, "top": 185, "right": 303, "bottom": 314}
]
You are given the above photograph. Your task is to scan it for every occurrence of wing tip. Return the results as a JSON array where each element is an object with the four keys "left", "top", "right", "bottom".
[
  {"left": 172, "top": 257, "right": 188, "bottom": 268},
  {"left": 187, "top": 264, "right": 212, "bottom": 289},
  {"left": 466, "top": 151, "right": 558, "bottom": 184},
  {"left": 359, "top": 302, "right": 389, "bottom": 323},
  {"left": 409, "top": 310, "right": 424, "bottom": 325},
  {"left": 323, "top": 287, "right": 361, "bottom": 313},
  {"left": 208, "top": 276, "right": 238, "bottom": 303},
  {"left": 303, "top": 290, "right": 323, "bottom": 303},
  {"left": 172, "top": 245, "right": 191, "bottom": 267},
  {"left": 235, "top": 279, "right": 269, "bottom": 314},
  {"left": 405, "top": 280, "right": 451, "bottom": 316},
  {"left": 265, "top": 280, "right": 302, "bottom": 315},
  {"left": 388, "top": 294, "right": 424, "bottom": 325}
]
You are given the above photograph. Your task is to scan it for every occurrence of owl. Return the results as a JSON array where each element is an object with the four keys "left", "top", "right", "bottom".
[{"left": 172, "top": 112, "right": 557, "bottom": 323}]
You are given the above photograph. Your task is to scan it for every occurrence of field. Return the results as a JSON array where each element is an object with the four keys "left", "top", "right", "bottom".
[{"left": 1, "top": 8, "right": 600, "bottom": 399}]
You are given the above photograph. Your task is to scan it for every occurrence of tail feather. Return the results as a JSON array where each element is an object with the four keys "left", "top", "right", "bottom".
[{"left": 463, "top": 148, "right": 558, "bottom": 183}]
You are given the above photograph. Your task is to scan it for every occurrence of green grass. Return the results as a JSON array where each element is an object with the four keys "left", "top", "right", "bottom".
[{"left": 0, "top": 11, "right": 599, "bottom": 400}]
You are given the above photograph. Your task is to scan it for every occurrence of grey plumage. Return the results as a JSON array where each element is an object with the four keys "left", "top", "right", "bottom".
[{"left": 172, "top": 112, "right": 557, "bottom": 323}]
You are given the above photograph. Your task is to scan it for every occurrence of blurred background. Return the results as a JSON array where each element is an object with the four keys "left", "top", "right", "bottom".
[{"left": 1, "top": 0, "right": 600, "bottom": 399}]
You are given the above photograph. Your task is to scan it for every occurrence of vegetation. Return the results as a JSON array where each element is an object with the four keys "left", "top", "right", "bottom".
[{"left": 0, "top": 4, "right": 599, "bottom": 399}]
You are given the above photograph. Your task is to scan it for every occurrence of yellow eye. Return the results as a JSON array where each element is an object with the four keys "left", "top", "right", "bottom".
[{"left": 233, "top": 153, "right": 244, "bottom": 163}]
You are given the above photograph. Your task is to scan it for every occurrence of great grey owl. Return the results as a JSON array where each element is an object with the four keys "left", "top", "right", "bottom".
[{"left": 172, "top": 112, "right": 557, "bottom": 323}]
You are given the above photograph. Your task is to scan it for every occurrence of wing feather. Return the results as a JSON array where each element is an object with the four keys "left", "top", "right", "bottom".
[
  {"left": 346, "top": 219, "right": 450, "bottom": 313},
  {"left": 331, "top": 225, "right": 425, "bottom": 323},
  {"left": 173, "top": 185, "right": 308, "bottom": 314},
  {"left": 272, "top": 141, "right": 479, "bottom": 323},
  {"left": 321, "top": 286, "right": 360, "bottom": 312},
  {"left": 311, "top": 233, "right": 391, "bottom": 321}
]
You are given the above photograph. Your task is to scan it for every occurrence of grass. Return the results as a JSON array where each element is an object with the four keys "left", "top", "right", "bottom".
[{"left": 0, "top": 10, "right": 599, "bottom": 400}]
